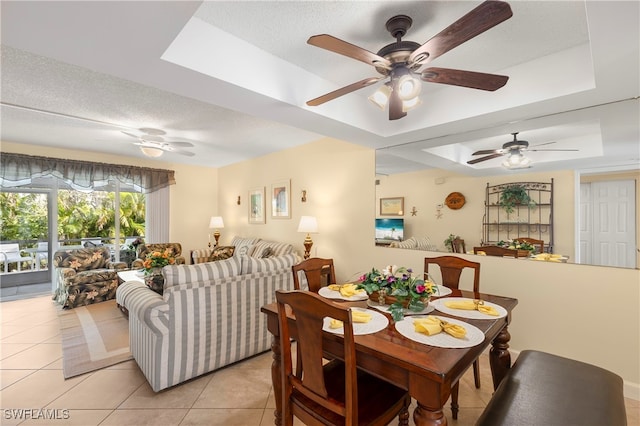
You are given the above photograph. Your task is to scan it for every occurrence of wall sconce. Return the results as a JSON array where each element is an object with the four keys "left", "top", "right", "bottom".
[
  {"left": 208, "top": 216, "right": 224, "bottom": 248},
  {"left": 297, "top": 216, "right": 318, "bottom": 259},
  {"left": 237, "top": 196, "right": 241, "bottom": 205},
  {"left": 301, "top": 190, "right": 307, "bottom": 202}
]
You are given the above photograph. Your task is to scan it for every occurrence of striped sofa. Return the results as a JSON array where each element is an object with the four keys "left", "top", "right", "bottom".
[{"left": 116, "top": 253, "right": 298, "bottom": 392}]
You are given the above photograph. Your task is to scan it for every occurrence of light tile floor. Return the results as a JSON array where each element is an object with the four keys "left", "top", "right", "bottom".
[{"left": 1, "top": 294, "right": 638, "bottom": 425}]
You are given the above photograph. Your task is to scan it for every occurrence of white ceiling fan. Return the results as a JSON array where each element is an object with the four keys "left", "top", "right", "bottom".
[{"left": 121, "top": 128, "right": 196, "bottom": 157}]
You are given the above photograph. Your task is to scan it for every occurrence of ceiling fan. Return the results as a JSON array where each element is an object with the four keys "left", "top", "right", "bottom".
[
  {"left": 467, "top": 132, "right": 579, "bottom": 168},
  {"left": 306, "top": 0, "right": 513, "bottom": 120},
  {"left": 122, "top": 128, "right": 196, "bottom": 157}
]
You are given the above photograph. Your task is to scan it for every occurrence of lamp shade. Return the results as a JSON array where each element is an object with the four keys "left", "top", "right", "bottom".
[
  {"left": 297, "top": 216, "right": 318, "bottom": 233},
  {"left": 209, "top": 216, "right": 224, "bottom": 229}
]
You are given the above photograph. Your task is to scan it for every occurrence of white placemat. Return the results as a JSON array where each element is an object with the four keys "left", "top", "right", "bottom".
[
  {"left": 431, "top": 285, "right": 452, "bottom": 297},
  {"left": 323, "top": 308, "right": 389, "bottom": 335},
  {"left": 432, "top": 297, "right": 507, "bottom": 319},
  {"left": 395, "top": 315, "right": 485, "bottom": 348},
  {"left": 318, "top": 286, "right": 368, "bottom": 301},
  {"left": 367, "top": 299, "right": 435, "bottom": 315}
]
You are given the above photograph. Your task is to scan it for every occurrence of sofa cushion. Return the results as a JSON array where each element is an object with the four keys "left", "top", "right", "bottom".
[
  {"left": 208, "top": 246, "right": 235, "bottom": 262},
  {"left": 230, "top": 236, "right": 261, "bottom": 256},
  {"left": 242, "top": 253, "right": 298, "bottom": 274},
  {"left": 393, "top": 237, "right": 417, "bottom": 249},
  {"left": 248, "top": 240, "right": 295, "bottom": 258},
  {"left": 415, "top": 236, "right": 436, "bottom": 250},
  {"left": 164, "top": 256, "right": 242, "bottom": 286}
]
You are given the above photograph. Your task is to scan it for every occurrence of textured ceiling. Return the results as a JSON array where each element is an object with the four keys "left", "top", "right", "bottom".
[{"left": 1, "top": 1, "right": 638, "bottom": 176}]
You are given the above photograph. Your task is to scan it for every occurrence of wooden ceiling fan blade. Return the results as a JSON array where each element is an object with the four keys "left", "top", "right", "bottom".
[
  {"left": 388, "top": 82, "right": 406, "bottom": 120},
  {"left": 467, "top": 152, "right": 504, "bottom": 164},
  {"left": 421, "top": 67, "right": 509, "bottom": 91},
  {"left": 408, "top": 0, "right": 513, "bottom": 66},
  {"left": 308, "top": 34, "right": 391, "bottom": 68},
  {"left": 528, "top": 149, "right": 579, "bottom": 152},
  {"left": 472, "top": 148, "right": 502, "bottom": 156},
  {"left": 306, "top": 76, "right": 383, "bottom": 106}
]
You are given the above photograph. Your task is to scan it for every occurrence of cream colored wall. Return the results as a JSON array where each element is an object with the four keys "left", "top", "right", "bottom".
[
  {"left": 216, "top": 137, "right": 376, "bottom": 281},
  {"left": 376, "top": 169, "right": 575, "bottom": 257},
  {"left": 1, "top": 142, "right": 218, "bottom": 259}
]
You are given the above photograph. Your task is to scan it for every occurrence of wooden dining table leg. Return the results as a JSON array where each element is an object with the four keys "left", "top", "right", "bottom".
[
  {"left": 270, "top": 335, "right": 283, "bottom": 426},
  {"left": 489, "top": 325, "right": 512, "bottom": 390},
  {"left": 411, "top": 379, "right": 448, "bottom": 426}
]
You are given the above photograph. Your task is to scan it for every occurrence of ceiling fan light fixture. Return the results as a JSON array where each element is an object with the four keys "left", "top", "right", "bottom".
[
  {"left": 139, "top": 146, "right": 164, "bottom": 158},
  {"left": 397, "top": 75, "right": 421, "bottom": 100},
  {"left": 502, "top": 152, "right": 531, "bottom": 169},
  {"left": 368, "top": 84, "right": 392, "bottom": 110},
  {"left": 402, "top": 96, "right": 422, "bottom": 112}
]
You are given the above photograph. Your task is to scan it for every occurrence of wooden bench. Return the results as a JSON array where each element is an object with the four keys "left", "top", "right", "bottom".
[{"left": 476, "top": 350, "right": 627, "bottom": 426}]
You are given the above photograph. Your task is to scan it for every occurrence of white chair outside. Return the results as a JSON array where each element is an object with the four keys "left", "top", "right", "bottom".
[{"left": 0, "top": 243, "right": 34, "bottom": 273}]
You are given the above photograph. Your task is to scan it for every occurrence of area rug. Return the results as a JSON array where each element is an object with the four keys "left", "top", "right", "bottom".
[{"left": 59, "top": 299, "right": 132, "bottom": 379}]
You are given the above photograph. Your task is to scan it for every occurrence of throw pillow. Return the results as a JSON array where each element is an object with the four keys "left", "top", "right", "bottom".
[
  {"left": 208, "top": 246, "right": 235, "bottom": 262},
  {"left": 260, "top": 247, "right": 273, "bottom": 258}
]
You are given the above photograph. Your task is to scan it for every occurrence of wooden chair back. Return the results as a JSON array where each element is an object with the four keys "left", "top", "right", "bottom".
[
  {"left": 474, "top": 245, "right": 521, "bottom": 258},
  {"left": 517, "top": 237, "right": 544, "bottom": 253},
  {"left": 276, "top": 290, "right": 358, "bottom": 424},
  {"left": 424, "top": 256, "right": 480, "bottom": 293},
  {"left": 292, "top": 257, "right": 336, "bottom": 293},
  {"left": 451, "top": 238, "right": 466, "bottom": 253}
]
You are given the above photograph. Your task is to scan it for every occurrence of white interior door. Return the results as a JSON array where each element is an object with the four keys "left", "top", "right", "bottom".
[{"left": 581, "top": 180, "right": 636, "bottom": 268}]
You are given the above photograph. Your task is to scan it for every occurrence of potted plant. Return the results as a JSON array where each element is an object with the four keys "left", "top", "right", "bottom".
[
  {"left": 499, "top": 185, "right": 535, "bottom": 213},
  {"left": 443, "top": 234, "right": 459, "bottom": 252}
]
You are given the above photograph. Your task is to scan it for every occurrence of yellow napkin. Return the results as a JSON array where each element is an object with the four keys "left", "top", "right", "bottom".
[
  {"left": 534, "top": 253, "right": 563, "bottom": 262},
  {"left": 444, "top": 299, "right": 499, "bottom": 316},
  {"left": 413, "top": 316, "right": 466, "bottom": 339},
  {"left": 328, "top": 283, "right": 364, "bottom": 297},
  {"left": 329, "top": 310, "right": 372, "bottom": 329}
]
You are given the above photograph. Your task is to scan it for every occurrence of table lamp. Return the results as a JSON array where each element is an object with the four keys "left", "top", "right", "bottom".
[
  {"left": 297, "top": 216, "right": 318, "bottom": 259},
  {"left": 209, "top": 216, "right": 224, "bottom": 248}
]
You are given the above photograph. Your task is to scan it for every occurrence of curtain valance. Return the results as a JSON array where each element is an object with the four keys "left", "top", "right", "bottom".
[{"left": 0, "top": 152, "right": 175, "bottom": 193}]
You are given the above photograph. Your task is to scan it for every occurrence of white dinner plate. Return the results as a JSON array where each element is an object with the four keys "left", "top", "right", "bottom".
[
  {"left": 135, "top": 270, "right": 145, "bottom": 277},
  {"left": 323, "top": 308, "right": 389, "bottom": 335},
  {"left": 395, "top": 315, "right": 485, "bottom": 348},
  {"left": 432, "top": 297, "right": 507, "bottom": 319},
  {"left": 318, "top": 285, "right": 368, "bottom": 301},
  {"left": 431, "top": 285, "right": 452, "bottom": 297}
]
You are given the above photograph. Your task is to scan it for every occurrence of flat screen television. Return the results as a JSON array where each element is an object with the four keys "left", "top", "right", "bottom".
[{"left": 375, "top": 218, "right": 404, "bottom": 244}]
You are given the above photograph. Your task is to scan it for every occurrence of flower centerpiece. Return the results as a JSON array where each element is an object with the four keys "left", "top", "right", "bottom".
[
  {"left": 497, "top": 239, "right": 536, "bottom": 254},
  {"left": 357, "top": 265, "right": 436, "bottom": 321},
  {"left": 142, "top": 249, "right": 176, "bottom": 293}
]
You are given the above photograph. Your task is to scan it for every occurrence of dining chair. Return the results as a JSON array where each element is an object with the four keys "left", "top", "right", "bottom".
[
  {"left": 292, "top": 257, "right": 336, "bottom": 292},
  {"left": 473, "top": 245, "right": 521, "bottom": 258},
  {"left": 451, "top": 237, "right": 466, "bottom": 253},
  {"left": 517, "top": 237, "right": 544, "bottom": 253},
  {"left": 275, "top": 290, "right": 411, "bottom": 426},
  {"left": 424, "top": 255, "right": 481, "bottom": 420}
]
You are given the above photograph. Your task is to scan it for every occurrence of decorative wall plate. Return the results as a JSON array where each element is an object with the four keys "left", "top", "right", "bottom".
[{"left": 445, "top": 192, "right": 466, "bottom": 210}]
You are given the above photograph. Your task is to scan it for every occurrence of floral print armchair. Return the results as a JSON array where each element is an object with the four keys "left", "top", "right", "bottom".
[
  {"left": 53, "top": 246, "right": 127, "bottom": 309},
  {"left": 131, "top": 243, "right": 186, "bottom": 269}
]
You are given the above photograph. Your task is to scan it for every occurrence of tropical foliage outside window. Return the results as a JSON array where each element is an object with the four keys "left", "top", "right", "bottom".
[{"left": 0, "top": 190, "right": 146, "bottom": 244}]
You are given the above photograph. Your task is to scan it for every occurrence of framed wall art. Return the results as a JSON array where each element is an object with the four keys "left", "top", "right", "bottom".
[
  {"left": 380, "top": 197, "right": 404, "bottom": 216},
  {"left": 271, "top": 179, "right": 291, "bottom": 219},
  {"left": 248, "top": 187, "right": 265, "bottom": 224}
]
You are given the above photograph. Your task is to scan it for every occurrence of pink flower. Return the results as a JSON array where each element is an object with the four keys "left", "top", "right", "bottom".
[{"left": 416, "top": 284, "right": 426, "bottom": 294}]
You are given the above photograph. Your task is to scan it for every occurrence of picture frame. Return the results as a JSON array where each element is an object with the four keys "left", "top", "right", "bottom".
[
  {"left": 248, "top": 187, "right": 265, "bottom": 224},
  {"left": 380, "top": 197, "right": 404, "bottom": 216},
  {"left": 271, "top": 179, "right": 291, "bottom": 219}
]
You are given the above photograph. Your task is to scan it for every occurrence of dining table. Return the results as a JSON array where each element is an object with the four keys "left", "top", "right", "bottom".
[{"left": 261, "top": 288, "right": 518, "bottom": 426}]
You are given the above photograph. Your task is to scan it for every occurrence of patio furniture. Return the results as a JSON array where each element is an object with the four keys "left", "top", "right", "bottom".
[{"left": 0, "top": 243, "right": 34, "bottom": 273}]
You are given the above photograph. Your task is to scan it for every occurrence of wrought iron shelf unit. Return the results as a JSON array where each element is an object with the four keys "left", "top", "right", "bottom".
[{"left": 482, "top": 180, "right": 554, "bottom": 252}]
